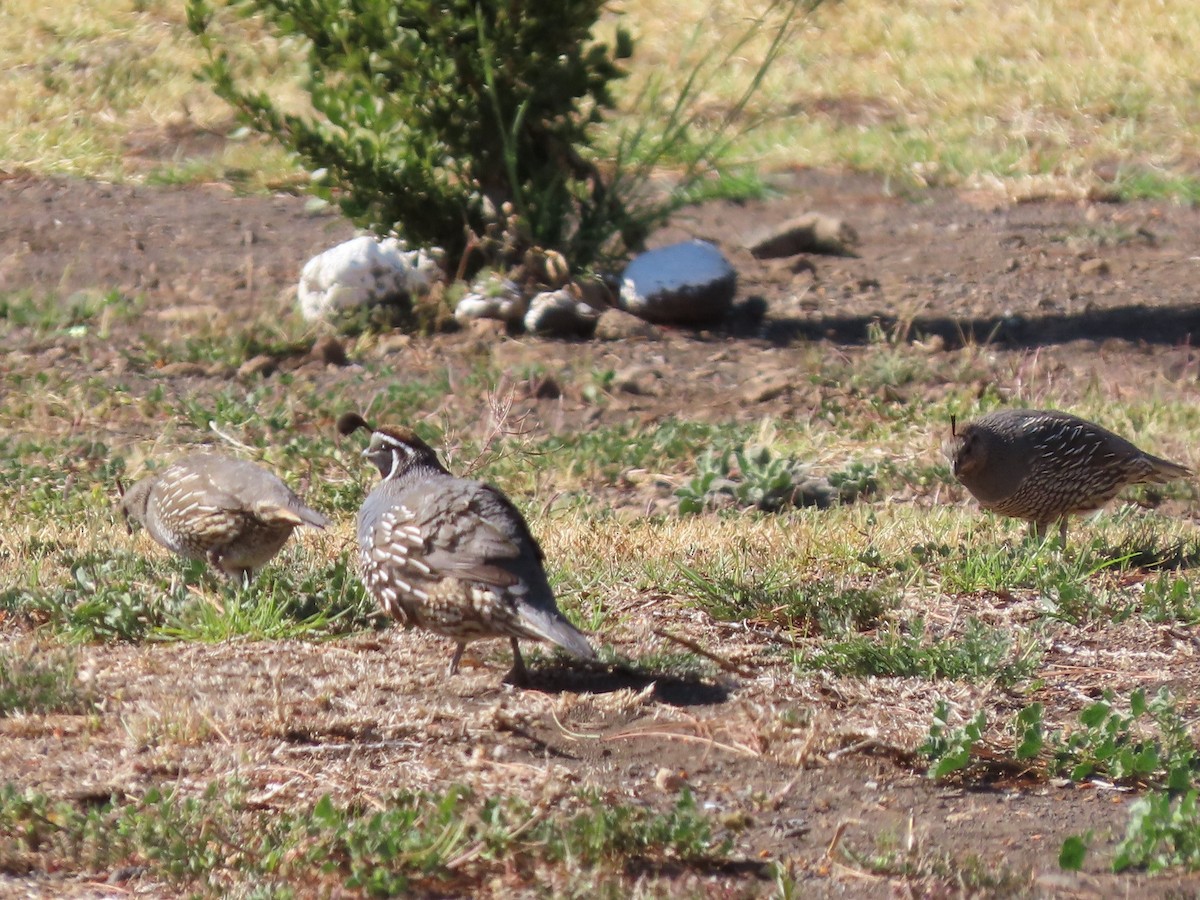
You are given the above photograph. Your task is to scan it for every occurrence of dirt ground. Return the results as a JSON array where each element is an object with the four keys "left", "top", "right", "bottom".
[{"left": 4, "top": 169, "right": 1200, "bottom": 896}]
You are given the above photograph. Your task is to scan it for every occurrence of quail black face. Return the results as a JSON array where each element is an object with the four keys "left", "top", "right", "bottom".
[
  {"left": 364, "top": 428, "right": 440, "bottom": 481},
  {"left": 364, "top": 433, "right": 401, "bottom": 479},
  {"left": 951, "top": 428, "right": 982, "bottom": 479}
]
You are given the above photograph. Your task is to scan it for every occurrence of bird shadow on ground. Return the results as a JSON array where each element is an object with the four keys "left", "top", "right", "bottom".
[
  {"left": 1095, "top": 537, "right": 1200, "bottom": 572},
  {"left": 519, "top": 660, "right": 732, "bottom": 708},
  {"left": 755, "top": 302, "right": 1200, "bottom": 349}
]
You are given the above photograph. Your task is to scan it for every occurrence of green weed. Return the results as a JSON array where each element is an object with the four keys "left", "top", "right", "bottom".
[{"left": 800, "top": 617, "right": 1042, "bottom": 687}]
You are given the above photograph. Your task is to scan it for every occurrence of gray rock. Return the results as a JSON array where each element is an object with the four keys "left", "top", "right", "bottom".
[
  {"left": 298, "top": 236, "right": 441, "bottom": 323},
  {"left": 594, "top": 307, "right": 663, "bottom": 341},
  {"left": 619, "top": 240, "right": 736, "bottom": 326},
  {"left": 524, "top": 289, "right": 599, "bottom": 337},
  {"left": 747, "top": 213, "right": 858, "bottom": 258}
]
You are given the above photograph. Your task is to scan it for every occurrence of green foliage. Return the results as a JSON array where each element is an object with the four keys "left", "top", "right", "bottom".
[
  {"left": 930, "top": 688, "right": 1199, "bottom": 793},
  {"left": 157, "top": 557, "right": 377, "bottom": 642},
  {"left": 0, "top": 781, "right": 729, "bottom": 892},
  {"left": 1112, "top": 789, "right": 1200, "bottom": 872},
  {"left": 0, "top": 289, "right": 139, "bottom": 338},
  {"left": 801, "top": 617, "right": 1041, "bottom": 687},
  {"left": 673, "top": 565, "right": 892, "bottom": 635},
  {"left": 921, "top": 699, "right": 987, "bottom": 779},
  {"left": 1139, "top": 574, "right": 1200, "bottom": 624},
  {"left": 187, "top": 0, "right": 635, "bottom": 270},
  {"left": 676, "top": 444, "right": 873, "bottom": 514},
  {"left": 6, "top": 554, "right": 372, "bottom": 644},
  {"left": 1036, "top": 688, "right": 1198, "bottom": 790},
  {"left": 1058, "top": 834, "right": 1089, "bottom": 871},
  {"left": 187, "top": 0, "right": 810, "bottom": 274}
]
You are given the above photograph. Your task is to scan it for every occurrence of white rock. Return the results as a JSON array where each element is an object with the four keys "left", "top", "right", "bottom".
[
  {"left": 298, "top": 236, "right": 440, "bottom": 323},
  {"left": 453, "top": 277, "right": 526, "bottom": 325},
  {"left": 524, "top": 289, "right": 598, "bottom": 337},
  {"left": 620, "top": 240, "right": 736, "bottom": 326}
]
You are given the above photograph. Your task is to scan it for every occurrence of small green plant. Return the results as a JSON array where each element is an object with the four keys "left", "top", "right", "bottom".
[
  {"left": 1111, "top": 788, "right": 1200, "bottom": 872},
  {"left": 800, "top": 617, "right": 1041, "bottom": 687},
  {"left": 1139, "top": 574, "right": 1200, "bottom": 624},
  {"left": 156, "top": 557, "right": 375, "bottom": 642},
  {"left": 674, "top": 565, "right": 893, "bottom": 636},
  {"left": 0, "top": 781, "right": 731, "bottom": 892},
  {"left": 676, "top": 445, "right": 866, "bottom": 514},
  {"left": 1041, "top": 688, "right": 1198, "bottom": 789},
  {"left": 921, "top": 699, "right": 987, "bottom": 779}
]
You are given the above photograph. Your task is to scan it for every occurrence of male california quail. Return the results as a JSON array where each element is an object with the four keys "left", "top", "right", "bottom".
[
  {"left": 119, "top": 453, "right": 330, "bottom": 582},
  {"left": 949, "top": 408, "right": 1192, "bottom": 545},
  {"left": 337, "top": 412, "right": 594, "bottom": 684}
]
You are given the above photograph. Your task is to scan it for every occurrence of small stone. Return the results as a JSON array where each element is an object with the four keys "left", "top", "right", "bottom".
[
  {"left": 311, "top": 335, "right": 349, "bottom": 366},
  {"left": 454, "top": 276, "right": 525, "bottom": 325},
  {"left": 746, "top": 212, "right": 859, "bottom": 258},
  {"left": 742, "top": 374, "right": 793, "bottom": 403},
  {"left": 612, "top": 365, "right": 662, "bottom": 396},
  {"left": 594, "top": 308, "right": 662, "bottom": 341},
  {"left": 1080, "top": 258, "right": 1110, "bottom": 277},
  {"left": 524, "top": 289, "right": 598, "bottom": 338},
  {"left": 237, "top": 354, "right": 277, "bottom": 379},
  {"left": 158, "top": 362, "right": 211, "bottom": 377},
  {"left": 654, "top": 767, "right": 688, "bottom": 792}
]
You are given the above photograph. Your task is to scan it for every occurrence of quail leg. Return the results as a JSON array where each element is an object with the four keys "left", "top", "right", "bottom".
[
  {"left": 448, "top": 641, "right": 467, "bottom": 676},
  {"left": 503, "top": 638, "right": 529, "bottom": 687},
  {"left": 1058, "top": 518, "right": 1069, "bottom": 549}
]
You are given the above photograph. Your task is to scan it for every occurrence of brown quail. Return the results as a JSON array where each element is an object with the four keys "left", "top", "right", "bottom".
[
  {"left": 338, "top": 412, "right": 594, "bottom": 685},
  {"left": 119, "top": 454, "right": 330, "bottom": 582},
  {"left": 949, "top": 408, "right": 1192, "bottom": 545}
]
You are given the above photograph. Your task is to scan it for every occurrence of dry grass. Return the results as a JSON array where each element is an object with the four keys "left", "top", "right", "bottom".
[{"left": 5, "top": 0, "right": 1200, "bottom": 197}]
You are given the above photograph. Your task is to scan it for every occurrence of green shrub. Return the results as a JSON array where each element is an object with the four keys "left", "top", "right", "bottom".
[
  {"left": 187, "top": 0, "right": 812, "bottom": 275},
  {"left": 188, "top": 0, "right": 634, "bottom": 271}
]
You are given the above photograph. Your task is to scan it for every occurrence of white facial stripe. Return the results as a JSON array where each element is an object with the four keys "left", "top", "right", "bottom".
[{"left": 374, "top": 432, "right": 417, "bottom": 481}]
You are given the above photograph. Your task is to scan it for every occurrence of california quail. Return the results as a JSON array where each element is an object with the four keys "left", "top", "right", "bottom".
[
  {"left": 949, "top": 408, "right": 1192, "bottom": 545},
  {"left": 337, "top": 412, "right": 595, "bottom": 684},
  {"left": 119, "top": 453, "right": 330, "bottom": 582}
]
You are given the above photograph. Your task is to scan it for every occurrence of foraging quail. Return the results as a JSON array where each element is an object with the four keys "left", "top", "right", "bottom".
[
  {"left": 949, "top": 408, "right": 1192, "bottom": 545},
  {"left": 119, "top": 453, "right": 330, "bottom": 582},
  {"left": 337, "top": 412, "right": 594, "bottom": 684}
]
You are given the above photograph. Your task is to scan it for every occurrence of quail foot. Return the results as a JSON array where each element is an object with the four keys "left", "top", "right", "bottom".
[
  {"left": 337, "top": 412, "right": 595, "bottom": 685},
  {"left": 120, "top": 454, "right": 330, "bottom": 582},
  {"left": 948, "top": 408, "right": 1192, "bottom": 546}
]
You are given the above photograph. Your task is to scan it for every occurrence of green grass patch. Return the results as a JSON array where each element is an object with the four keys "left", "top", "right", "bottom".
[
  {"left": 3, "top": 553, "right": 372, "bottom": 644},
  {"left": 672, "top": 564, "right": 894, "bottom": 637},
  {"left": 800, "top": 617, "right": 1042, "bottom": 687},
  {"left": 0, "top": 781, "right": 733, "bottom": 894}
]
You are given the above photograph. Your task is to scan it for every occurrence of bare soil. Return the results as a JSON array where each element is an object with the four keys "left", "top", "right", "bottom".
[{"left": 3, "top": 170, "right": 1200, "bottom": 896}]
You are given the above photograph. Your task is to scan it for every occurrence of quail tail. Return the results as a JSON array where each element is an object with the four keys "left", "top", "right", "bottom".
[
  {"left": 252, "top": 501, "right": 330, "bottom": 529},
  {"left": 518, "top": 605, "right": 595, "bottom": 660}
]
